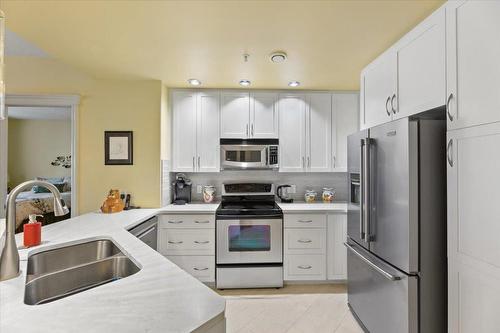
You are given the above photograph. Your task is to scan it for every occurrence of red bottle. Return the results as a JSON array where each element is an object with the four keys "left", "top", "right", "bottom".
[{"left": 24, "top": 214, "right": 42, "bottom": 247}]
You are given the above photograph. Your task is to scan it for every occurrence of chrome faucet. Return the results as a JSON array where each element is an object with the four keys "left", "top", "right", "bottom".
[{"left": 0, "top": 180, "right": 69, "bottom": 281}]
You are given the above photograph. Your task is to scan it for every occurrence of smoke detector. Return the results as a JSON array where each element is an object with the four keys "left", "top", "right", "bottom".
[{"left": 270, "top": 51, "right": 287, "bottom": 63}]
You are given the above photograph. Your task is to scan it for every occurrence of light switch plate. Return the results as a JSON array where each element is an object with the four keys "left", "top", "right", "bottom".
[{"left": 196, "top": 185, "right": 203, "bottom": 194}]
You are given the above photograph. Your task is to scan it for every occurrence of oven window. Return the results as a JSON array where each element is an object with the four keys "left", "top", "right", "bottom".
[
  {"left": 225, "top": 150, "right": 262, "bottom": 163},
  {"left": 228, "top": 225, "right": 271, "bottom": 251}
]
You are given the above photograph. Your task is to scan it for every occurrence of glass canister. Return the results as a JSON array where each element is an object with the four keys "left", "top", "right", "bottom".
[
  {"left": 203, "top": 185, "right": 216, "bottom": 203},
  {"left": 304, "top": 190, "right": 317, "bottom": 203},
  {"left": 322, "top": 187, "right": 335, "bottom": 203}
]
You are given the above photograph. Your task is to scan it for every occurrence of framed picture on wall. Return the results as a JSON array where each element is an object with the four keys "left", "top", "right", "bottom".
[{"left": 104, "top": 131, "right": 133, "bottom": 165}]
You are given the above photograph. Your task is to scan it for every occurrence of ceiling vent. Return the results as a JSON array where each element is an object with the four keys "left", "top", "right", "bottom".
[{"left": 269, "top": 51, "right": 287, "bottom": 63}]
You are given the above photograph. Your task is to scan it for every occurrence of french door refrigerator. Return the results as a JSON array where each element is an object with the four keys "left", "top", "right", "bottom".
[{"left": 346, "top": 117, "right": 447, "bottom": 333}]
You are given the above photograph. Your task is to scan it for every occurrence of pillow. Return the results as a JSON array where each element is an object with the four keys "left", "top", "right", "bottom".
[{"left": 32, "top": 177, "right": 66, "bottom": 193}]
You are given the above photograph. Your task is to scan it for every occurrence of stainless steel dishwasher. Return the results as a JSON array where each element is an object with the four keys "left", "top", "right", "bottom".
[{"left": 128, "top": 216, "right": 158, "bottom": 250}]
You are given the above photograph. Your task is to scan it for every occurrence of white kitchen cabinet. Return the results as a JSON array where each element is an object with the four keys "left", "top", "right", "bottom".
[
  {"left": 250, "top": 92, "right": 279, "bottom": 138},
  {"left": 307, "top": 93, "right": 332, "bottom": 172},
  {"left": 167, "top": 255, "right": 215, "bottom": 283},
  {"left": 327, "top": 213, "right": 347, "bottom": 280},
  {"left": 447, "top": 122, "right": 500, "bottom": 333},
  {"left": 278, "top": 93, "right": 307, "bottom": 172},
  {"left": 332, "top": 92, "right": 359, "bottom": 171},
  {"left": 285, "top": 254, "right": 326, "bottom": 281},
  {"left": 220, "top": 91, "right": 250, "bottom": 138},
  {"left": 172, "top": 90, "right": 220, "bottom": 173},
  {"left": 360, "top": 50, "right": 397, "bottom": 129},
  {"left": 446, "top": 0, "right": 500, "bottom": 130},
  {"left": 285, "top": 228, "right": 326, "bottom": 255},
  {"left": 396, "top": 7, "right": 445, "bottom": 119}
]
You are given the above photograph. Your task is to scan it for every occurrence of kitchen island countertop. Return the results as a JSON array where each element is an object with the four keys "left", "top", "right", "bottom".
[{"left": 277, "top": 201, "right": 348, "bottom": 213}]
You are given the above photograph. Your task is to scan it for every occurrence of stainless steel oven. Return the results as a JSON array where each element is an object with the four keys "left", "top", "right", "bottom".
[{"left": 220, "top": 139, "right": 279, "bottom": 170}]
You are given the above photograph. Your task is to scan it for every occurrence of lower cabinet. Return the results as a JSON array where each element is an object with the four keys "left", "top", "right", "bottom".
[
  {"left": 327, "top": 213, "right": 347, "bottom": 280},
  {"left": 157, "top": 214, "right": 215, "bottom": 283}
]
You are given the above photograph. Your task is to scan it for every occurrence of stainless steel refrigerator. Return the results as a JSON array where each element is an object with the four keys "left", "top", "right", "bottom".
[{"left": 346, "top": 117, "right": 447, "bottom": 333}]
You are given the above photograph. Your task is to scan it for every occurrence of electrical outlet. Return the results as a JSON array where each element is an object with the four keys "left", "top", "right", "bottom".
[
  {"left": 196, "top": 185, "right": 203, "bottom": 194},
  {"left": 290, "top": 185, "right": 296, "bottom": 193}
]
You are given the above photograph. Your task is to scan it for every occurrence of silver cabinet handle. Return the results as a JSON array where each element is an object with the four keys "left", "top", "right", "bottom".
[
  {"left": 194, "top": 240, "right": 210, "bottom": 244},
  {"left": 298, "top": 265, "right": 312, "bottom": 270},
  {"left": 192, "top": 156, "right": 195, "bottom": 170},
  {"left": 168, "top": 220, "right": 183, "bottom": 224},
  {"left": 447, "top": 139, "right": 453, "bottom": 167},
  {"left": 302, "top": 156, "right": 305, "bottom": 168},
  {"left": 251, "top": 123, "right": 254, "bottom": 136},
  {"left": 307, "top": 156, "right": 311, "bottom": 168},
  {"left": 446, "top": 93, "right": 454, "bottom": 121},
  {"left": 194, "top": 220, "right": 210, "bottom": 224},
  {"left": 168, "top": 240, "right": 183, "bottom": 244},
  {"left": 391, "top": 94, "right": 397, "bottom": 114},
  {"left": 198, "top": 156, "right": 201, "bottom": 168},
  {"left": 298, "top": 239, "right": 312, "bottom": 243},
  {"left": 344, "top": 242, "right": 401, "bottom": 281},
  {"left": 333, "top": 155, "right": 336, "bottom": 168},
  {"left": 193, "top": 267, "right": 209, "bottom": 271},
  {"left": 298, "top": 219, "right": 313, "bottom": 223},
  {"left": 385, "top": 96, "right": 391, "bottom": 116},
  {"left": 246, "top": 124, "right": 249, "bottom": 137}
]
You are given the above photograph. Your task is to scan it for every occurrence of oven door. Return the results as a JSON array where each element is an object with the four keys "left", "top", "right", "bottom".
[
  {"left": 217, "top": 218, "right": 282, "bottom": 264},
  {"left": 220, "top": 145, "right": 268, "bottom": 169}
]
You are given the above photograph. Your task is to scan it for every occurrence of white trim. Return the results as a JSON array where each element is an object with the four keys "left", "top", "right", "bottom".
[{"left": 5, "top": 94, "right": 80, "bottom": 217}]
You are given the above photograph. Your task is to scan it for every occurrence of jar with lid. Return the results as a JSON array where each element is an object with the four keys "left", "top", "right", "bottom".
[
  {"left": 203, "top": 185, "right": 216, "bottom": 203},
  {"left": 322, "top": 188, "right": 335, "bottom": 203},
  {"left": 304, "top": 190, "right": 317, "bottom": 203}
]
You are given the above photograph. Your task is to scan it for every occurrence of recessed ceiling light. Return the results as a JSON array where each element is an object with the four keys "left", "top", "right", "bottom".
[
  {"left": 288, "top": 81, "right": 300, "bottom": 87},
  {"left": 239, "top": 79, "right": 251, "bottom": 87},
  {"left": 187, "top": 78, "right": 201, "bottom": 86},
  {"left": 270, "top": 51, "right": 287, "bottom": 63}
]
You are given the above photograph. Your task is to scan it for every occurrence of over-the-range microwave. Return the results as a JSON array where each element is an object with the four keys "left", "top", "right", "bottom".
[{"left": 220, "top": 139, "right": 279, "bottom": 170}]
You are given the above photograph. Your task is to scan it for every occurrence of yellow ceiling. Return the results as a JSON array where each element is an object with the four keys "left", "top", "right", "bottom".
[{"left": 1, "top": 0, "right": 445, "bottom": 90}]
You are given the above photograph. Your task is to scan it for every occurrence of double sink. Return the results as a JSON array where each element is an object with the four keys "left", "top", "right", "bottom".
[{"left": 24, "top": 239, "right": 140, "bottom": 305}]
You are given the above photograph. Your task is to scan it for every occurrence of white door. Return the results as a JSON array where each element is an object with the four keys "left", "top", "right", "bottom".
[
  {"left": 327, "top": 213, "right": 347, "bottom": 280},
  {"left": 279, "top": 94, "right": 306, "bottom": 172},
  {"left": 446, "top": 0, "right": 500, "bottom": 130},
  {"left": 396, "top": 7, "right": 445, "bottom": 119},
  {"left": 361, "top": 50, "right": 397, "bottom": 129},
  {"left": 220, "top": 92, "right": 250, "bottom": 138},
  {"left": 172, "top": 91, "right": 197, "bottom": 172},
  {"left": 250, "top": 92, "right": 278, "bottom": 138},
  {"left": 307, "top": 93, "right": 331, "bottom": 172},
  {"left": 332, "top": 92, "right": 358, "bottom": 172},
  {"left": 447, "top": 122, "right": 500, "bottom": 332},
  {"left": 197, "top": 91, "right": 220, "bottom": 172}
]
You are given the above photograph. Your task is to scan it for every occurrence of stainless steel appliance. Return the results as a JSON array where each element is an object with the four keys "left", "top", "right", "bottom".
[
  {"left": 216, "top": 183, "right": 283, "bottom": 289},
  {"left": 220, "top": 139, "right": 279, "bottom": 170},
  {"left": 276, "top": 185, "right": 293, "bottom": 203},
  {"left": 172, "top": 173, "right": 192, "bottom": 205},
  {"left": 128, "top": 216, "right": 158, "bottom": 250},
  {"left": 346, "top": 117, "right": 447, "bottom": 333}
]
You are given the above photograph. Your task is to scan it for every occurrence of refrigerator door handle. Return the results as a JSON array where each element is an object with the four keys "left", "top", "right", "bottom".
[
  {"left": 344, "top": 242, "right": 401, "bottom": 281},
  {"left": 363, "top": 138, "right": 372, "bottom": 242},
  {"left": 359, "top": 139, "right": 366, "bottom": 241}
]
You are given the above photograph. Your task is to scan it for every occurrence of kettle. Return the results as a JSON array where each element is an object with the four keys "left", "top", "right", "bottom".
[{"left": 276, "top": 185, "right": 294, "bottom": 203}]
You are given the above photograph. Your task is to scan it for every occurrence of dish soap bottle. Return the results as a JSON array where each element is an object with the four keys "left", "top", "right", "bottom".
[{"left": 24, "top": 214, "right": 42, "bottom": 247}]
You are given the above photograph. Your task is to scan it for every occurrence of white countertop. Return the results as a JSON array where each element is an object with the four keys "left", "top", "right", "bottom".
[
  {"left": 277, "top": 201, "right": 348, "bottom": 213},
  {"left": 0, "top": 206, "right": 225, "bottom": 333}
]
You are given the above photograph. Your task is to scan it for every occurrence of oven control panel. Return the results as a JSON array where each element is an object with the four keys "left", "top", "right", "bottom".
[{"left": 268, "top": 145, "right": 279, "bottom": 166}]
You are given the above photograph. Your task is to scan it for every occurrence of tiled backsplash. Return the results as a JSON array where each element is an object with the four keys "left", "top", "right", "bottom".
[{"left": 165, "top": 169, "right": 348, "bottom": 203}]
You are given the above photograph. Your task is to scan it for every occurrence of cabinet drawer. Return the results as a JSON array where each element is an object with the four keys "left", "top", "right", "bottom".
[
  {"left": 158, "top": 229, "right": 214, "bottom": 255},
  {"left": 167, "top": 255, "right": 215, "bottom": 283},
  {"left": 285, "top": 229, "right": 326, "bottom": 254},
  {"left": 284, "top": 254, "right": 326, "bottom": 280},
  {"left": 159, "top": 214, "right": 215, "bottom": 229},
  {"left": 284, "top": 213, "right": 326, "bottom": 228}
]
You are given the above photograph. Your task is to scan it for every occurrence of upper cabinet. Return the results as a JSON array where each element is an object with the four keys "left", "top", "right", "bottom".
[
  {"left": 172, "top": 91, "right": 198, "bottom": 172},
  {"left": 446, "top": 0, "right": 500, "bottom": 130},
  {"left": 220, "top": 91, "right": 279, "bottom": 139},
  {"left": 333, "top": 93, "right": 359, "bottom": 172},
  {"left": 307, "top": 93, "right": 332, "bottom": 172},
  {"left": 197, "top": 92, "right": 220, "bottom": 172},
  {"left": 278, "top": 93, "right": 307, "bottom": 172}
]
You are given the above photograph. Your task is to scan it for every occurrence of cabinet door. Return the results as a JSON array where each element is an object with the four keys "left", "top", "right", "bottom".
[
  {"left": 220, "top": 92, "right": 250, "bottom": 138},
  {"left": 307, "top": 93, "right": 332, "bottom": 172},
  {"left": 361, "top": 51, "right": 396, "bottom": 129},
  {"left": 278, "top": 94, "right": 307, "bottom": 172},
  {"left": 250, "top": 92, "right": 278, "bottom": 138},
  {"left": 447, "top": 123, "right": 500, "bottom": 332},
  {"left": 172, "top": 91, "right": 197, "bottom": 172},
  {"left": 396, "top": 8, "right": 445, "bottom": 119},
  {"left": 447, "top": 0, "right": 500, "bottom": 130},
  {"left": 332, "top": 93, "right": 359, "bottom": 172},
  {"left": 197, "top": 92, "right": 220, "bottom": 172},
  {"left": 327, "top": 213, "right": 347, "bottom": 280}
]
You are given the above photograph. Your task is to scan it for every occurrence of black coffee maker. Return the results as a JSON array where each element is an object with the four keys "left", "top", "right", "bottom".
[{"left": 173, "top": 173, "right": 192, "bottom": 205}]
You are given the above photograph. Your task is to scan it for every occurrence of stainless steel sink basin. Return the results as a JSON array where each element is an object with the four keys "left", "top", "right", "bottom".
[{"left": 24, "top": 239, "right": 140, "bottom": 305}]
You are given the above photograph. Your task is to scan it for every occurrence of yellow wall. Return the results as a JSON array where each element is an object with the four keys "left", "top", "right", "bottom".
[
  {"left": 8, "top": 118, "right": 71, "bottom": 187},
  {"left": 6, "top": 57, "right": 163, "bottom": 213}
]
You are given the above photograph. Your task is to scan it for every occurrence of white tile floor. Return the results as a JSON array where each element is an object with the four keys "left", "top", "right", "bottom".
[{"left": 224, "top": 293, "right": 364, "bottom": 333}]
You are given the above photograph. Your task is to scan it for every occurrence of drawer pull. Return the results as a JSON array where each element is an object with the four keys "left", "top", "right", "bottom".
[
  {"left": 194, "top": 240, "right": 210, "bottom": 244},
  {"left": 193, "top": 267, "right": 209, "bottom": 271},
  {"left": 298, "top": 239, "right": 312, "bottom": 243},
  {"left": 298, "top": 265, "right": 312, "bottom": 270},
  {"left": 298, "top": 220, "right": 313, "bottom": 223},
  {"left": 195, "top": 220, "right": 210, "bottom": 224},
  {"left": 168, "top": 220, "right": 183, "bottom": 224},
  {"left": 168, "top": 240, "right": 183, "bottom": 244}
]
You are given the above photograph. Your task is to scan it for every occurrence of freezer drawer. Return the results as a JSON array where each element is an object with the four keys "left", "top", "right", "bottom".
[{"left": 346, "top": 240, "right": 418, "bottom": 333}]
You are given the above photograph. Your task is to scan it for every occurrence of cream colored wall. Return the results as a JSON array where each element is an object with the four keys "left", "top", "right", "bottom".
[
  {"left": 8, "top": 118, "right": 71, "bottom": 187},
  {"left": 6, "top": 57, "right": 162, "bottom": 213}
]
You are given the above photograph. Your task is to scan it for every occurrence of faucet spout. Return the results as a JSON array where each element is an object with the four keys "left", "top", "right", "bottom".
[{"left": 0, "top": 180, "right": 69, "bottom": 281}]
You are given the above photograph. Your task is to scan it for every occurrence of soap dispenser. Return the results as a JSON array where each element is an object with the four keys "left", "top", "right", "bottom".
[{"left": 23, "top": 214, "right": 42, "bottom": 247}]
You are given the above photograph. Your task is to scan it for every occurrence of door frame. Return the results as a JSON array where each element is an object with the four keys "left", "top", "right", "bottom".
[{"left": 4, "top": 94, "right": 80, "bottom": 217}]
